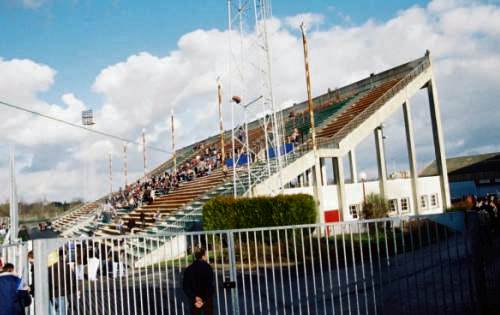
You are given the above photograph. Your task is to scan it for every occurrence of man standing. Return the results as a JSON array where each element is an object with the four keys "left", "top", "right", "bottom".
[
  {"left": 0, "top": 263, "right": 32, "bottom": 315},
  {"left": 182, "top": 247, "right": 215, "bottom": 315}
]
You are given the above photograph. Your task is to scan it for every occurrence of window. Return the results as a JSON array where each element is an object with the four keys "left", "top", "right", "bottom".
[
  {"left": 349, "top": 204, "right": 361, "bottom": 219},
  {"left": 388, "top": 199, "right": 399, "bottom": 214},
  {"left": 420, "top": 195, "right": 428, "bottom": 210},
  {"left": 401, "top": 198, "right": 410, "bottom": 213},
  {"left": 430, "top": 194, "right": 439, "bottom": 208}
]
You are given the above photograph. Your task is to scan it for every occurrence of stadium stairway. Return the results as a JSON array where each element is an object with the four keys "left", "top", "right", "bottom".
[{"left": 52, "top": 203, "right": 100, "bottom": 235}]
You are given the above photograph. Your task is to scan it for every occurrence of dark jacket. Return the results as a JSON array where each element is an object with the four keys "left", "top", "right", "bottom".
[
  {"left": 0, "top": 272, "right": 32, "bottom": 315},
  {"left": 182, "top": 260, "right": 215, "bottom": 302},
  {"left": 48, "top": 260, "right": 78, "bottom": 298}
]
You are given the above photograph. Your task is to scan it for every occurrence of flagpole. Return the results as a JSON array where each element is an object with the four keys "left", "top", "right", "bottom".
[
  {"left": 123, "top": 143, "right": 128, "bottom": 187},
  {"left": 142, "top": 128, "right": 147, "bottom": 176},
  {"left": 300, "top": 23, "right": 323, "bottom": 218},
  {"left": 171, "top": 109, "right": 176, "bottom": 171},
  {"left": 8, "top": 145, "right": 18, "bottom": 244},
  {"left": 217, "top": 80, "right": 225, "bottom": 166}
]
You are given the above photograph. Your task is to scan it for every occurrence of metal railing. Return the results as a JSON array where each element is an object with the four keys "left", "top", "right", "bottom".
[{"left": 28, "top": 212, "right": 500, "bottom": 314}]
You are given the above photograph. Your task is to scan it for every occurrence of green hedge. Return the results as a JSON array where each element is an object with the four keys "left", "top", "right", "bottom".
[{"left": 203, "top": 194, "right": 316, "bottom": 230}]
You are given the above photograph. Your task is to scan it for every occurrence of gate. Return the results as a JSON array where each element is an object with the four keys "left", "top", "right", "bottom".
[{"left": 28, "top": 212, "right": 499, "bottom": 314}]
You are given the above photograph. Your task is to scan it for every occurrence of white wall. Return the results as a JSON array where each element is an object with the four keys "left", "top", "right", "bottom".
[{"left": 283, "top": 176, "right": 443, "bottom": 222}]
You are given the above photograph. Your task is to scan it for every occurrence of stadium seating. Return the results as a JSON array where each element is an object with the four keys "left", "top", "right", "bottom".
[{"left": 59, "top": 56, "right": 429, "bottom": 265}]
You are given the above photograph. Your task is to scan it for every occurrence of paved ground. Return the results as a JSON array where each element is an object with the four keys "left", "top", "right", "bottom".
[{"left": 58, "top": 231, "right": 499, "bottom": 315}]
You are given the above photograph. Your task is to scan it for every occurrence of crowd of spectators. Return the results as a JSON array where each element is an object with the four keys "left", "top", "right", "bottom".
[
  {"left": 469, "top": 194, "right": 499, "bottom": 225},
  {"left": 92, "top": 143, "right": 227, "bottom": 229}
]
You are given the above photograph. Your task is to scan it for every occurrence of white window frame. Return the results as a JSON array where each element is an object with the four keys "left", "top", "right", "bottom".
[
  {"left": 388, "top": 199, "right": 399, "bottom": 214},
  {"left": 420, "top": 195, "right": 429, "bottom": 210},
  {"left": 349, "top": 204, "right": 360, "bottom": 219},
  {"left": 430, "top": 193, "right": 439, "bottom": 208},
  {"left": 400, "top": 197, "right": 410, "bottom": 213}
]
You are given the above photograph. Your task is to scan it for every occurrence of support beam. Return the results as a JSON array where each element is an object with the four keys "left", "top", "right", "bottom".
[
  {"left": 348, "top": 150, "right": 358, "bottom": 183},
  {"left": 374, "top": 127, "right": 388, "bottom": 199},
  {"left": 427, "top": 78, "right": 451, "bottom": 208},
  {"left": 403, "top": 100, "right": 420, "bottom": 215},
  {"left": 333, "top": 157, "right": 346, "bottom": 221}
]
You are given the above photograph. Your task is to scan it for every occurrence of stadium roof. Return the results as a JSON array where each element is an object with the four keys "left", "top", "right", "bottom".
[{"left": 420, "top": 152, "right": 500, "bottom": 177}]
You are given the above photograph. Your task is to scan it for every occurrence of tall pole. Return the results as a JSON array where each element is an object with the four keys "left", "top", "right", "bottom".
[
  {"left": 171, "top": 109, "right": 177, "bottom": 171},
  {"left": 142, "top": 128, "right": 147, "bottom": 176},
  {"left": 300, "top": 23, "right": 318, "bottom": 152},
  {"left": 244, "top": 107, "right": 252, "bottom": 196},
  {"left": 301, "top": 23, "right": 323, "bottom": 219},
  {"left": 217, "top": 81, "right": 225, "bottom": 166},
  {"left": 8, "top": 145, "right": 18, "bottom": 244},
  {"left": 123, "top": 143, "right": 128, "bottom": 187},
  {"left": 108, "top": 152, "right": 113, "bottom": 200}
]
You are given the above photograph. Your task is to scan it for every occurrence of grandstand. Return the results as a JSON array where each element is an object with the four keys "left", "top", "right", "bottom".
[{"left": 56, "top": 52, "right": 450, "bottom": 255}]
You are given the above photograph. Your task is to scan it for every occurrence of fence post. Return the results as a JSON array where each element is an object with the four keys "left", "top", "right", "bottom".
[
  {"left": 466, "top": 211, "right": 487, "bottom": 313},
  {"left": 227, "top": 231, "right": 240, "bottom": 315},
  {"left": 32, "top": 239, "right": 50, "bottom": 314}
]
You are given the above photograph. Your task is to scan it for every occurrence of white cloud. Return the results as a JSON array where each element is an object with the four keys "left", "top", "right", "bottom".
[
  {"left": 18, "top": 0, "right": 47, "bottom": 9},
  {"left": 284, "top": 13, "right": 325, "bottom": 30},
  {"left": 1, "top": 0, "right": 500, "bottom": 201}
]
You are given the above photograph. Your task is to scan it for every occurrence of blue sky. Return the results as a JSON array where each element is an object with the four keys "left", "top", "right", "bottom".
[
  {"left": 1, "top": 0, "right": 428, "bottom": 108},
  {"left": 1, "top": 0, "right": 500, "bottom": 201}
]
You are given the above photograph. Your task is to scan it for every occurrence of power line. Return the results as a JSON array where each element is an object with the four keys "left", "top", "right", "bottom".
[{"left": 0, "top": 100, "right": 172, "bottom": 154}]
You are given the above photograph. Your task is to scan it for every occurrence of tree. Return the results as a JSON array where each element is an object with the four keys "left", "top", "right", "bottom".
[{"left": 362, "top": 193, "right": 389, "bottom": 219}]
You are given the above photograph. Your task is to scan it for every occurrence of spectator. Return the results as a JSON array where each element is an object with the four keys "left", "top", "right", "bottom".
[
  {"left": 127, "top": 219, "right": 136, "bottom": 233},
  {"left": 27, "top": 251, "right": 34, "bottom": 296},
  {"left": 140, "top": 212, "right": 146, "bottom": 228},
  {"left": 87, "top": 249, "right": 100, "bottom": 281},
  {"left": 48, "top": 249, "right": 78, "bottom": 315},
  {"left": 183, "top": 247, "right": 215, "bottom": 315},
  {"left": 0, "top": 263, "right": 32, "bottom": 315},
  {"left": 17, "top": 226, "right": 29, "bottom": 242},
  {"left": 153, "top": 210, "right": 162, "bottom": 223}
]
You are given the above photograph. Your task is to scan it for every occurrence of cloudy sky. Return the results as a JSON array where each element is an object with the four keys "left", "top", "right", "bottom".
[{"left": 0, "top": 0, "right": 499, "bottom": 202}]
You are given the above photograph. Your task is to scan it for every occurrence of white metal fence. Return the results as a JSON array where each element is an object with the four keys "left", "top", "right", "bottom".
[{"left": 3, "top": 213, "right": 496, "bottom": 314}]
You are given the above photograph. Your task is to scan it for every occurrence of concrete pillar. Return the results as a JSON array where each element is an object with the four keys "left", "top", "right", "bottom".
[
  {"left": 348, "top": 150, "right": 358, "bottom": 183},
  {"left": 427, "top": 78, "right": 451, "bottom": 208},
  {"left": 332, "top": 157, "right": 346, "bottom": 221},
  {"left": 299, "top": 175, "right": 304, "bottom": 187},
  {"left": 374, "top": 127, "right": 388, "bottom": 199},
  {"left": 308, "top": 170, "right": 313, "bottom": 187},
  {"left": 403, "top": 100, "right": 420, "bottom": 215}
]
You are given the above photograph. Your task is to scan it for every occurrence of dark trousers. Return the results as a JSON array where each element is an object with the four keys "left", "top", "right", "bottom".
[{"left": 191, "top": 298, "right": 213, "bottom": 315}]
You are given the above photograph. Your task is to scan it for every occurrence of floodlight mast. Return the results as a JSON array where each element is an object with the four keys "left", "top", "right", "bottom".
[
  {"left": 82, "top": 110, "right": 95, "bottom": 201},
  {"left": 227, "top": 0, "right": 285, "bottom": 197}
]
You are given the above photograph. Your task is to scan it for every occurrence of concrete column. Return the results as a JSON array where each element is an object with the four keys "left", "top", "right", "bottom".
[
  {"left": 348, "top": 150, "right": 358, "bottom": 183},
  {"left": 307, "top": 170, "right": 313, "bottom": 187},
  {"left": 299, "top": 175, "right": 304, "bottom": 187},
  {"left": 427, "top": 78, "right": 451, "bottom": 208},
  {"left": 403, "top": 100, "right": 420, "bottom": 215},
  {"left": 333, "top": 157, "right": 346, "bottom": 221},
  {"left": 374, "top": 127, "right": 388, "bottom": 199}
]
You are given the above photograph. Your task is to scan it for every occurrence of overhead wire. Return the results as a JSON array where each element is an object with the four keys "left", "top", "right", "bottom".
[{"left": 0, "top": 99, "right": 172, "bottom": 154}]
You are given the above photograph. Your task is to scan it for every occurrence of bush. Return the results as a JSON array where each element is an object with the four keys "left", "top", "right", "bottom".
[
  {"left": 203, "top": 194, "right": 316, "bottom": 230},
  {"left": 361, "top": 193, "right": 389, "bottom": 219}
]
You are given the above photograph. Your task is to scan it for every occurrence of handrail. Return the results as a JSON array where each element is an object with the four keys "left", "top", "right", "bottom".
[{"left": 332, "top": 57, "right": 431, "bottom": 143}]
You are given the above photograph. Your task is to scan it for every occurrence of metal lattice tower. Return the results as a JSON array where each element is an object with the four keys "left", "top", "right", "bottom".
[{"left": 227, "top": 0, "right": 285, "bottom": 197}]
